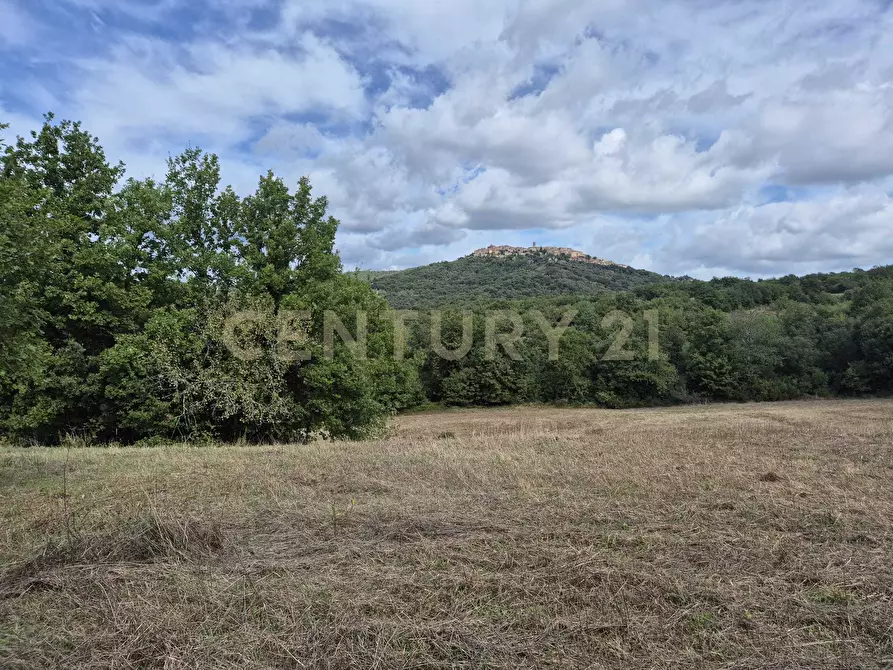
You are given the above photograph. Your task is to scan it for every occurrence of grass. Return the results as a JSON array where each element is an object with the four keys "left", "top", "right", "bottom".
[{"left": 1, "top": 399, "right": 892, "bottom": 668}]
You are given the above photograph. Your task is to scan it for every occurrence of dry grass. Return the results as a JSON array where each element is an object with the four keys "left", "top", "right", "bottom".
[{"left": 1, "top": 399, "right": 892, "bottom": 668}]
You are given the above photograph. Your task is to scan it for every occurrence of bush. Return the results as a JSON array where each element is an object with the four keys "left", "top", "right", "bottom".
[{"left": 0, "top": 116, "right": 416, "bottom": 444}]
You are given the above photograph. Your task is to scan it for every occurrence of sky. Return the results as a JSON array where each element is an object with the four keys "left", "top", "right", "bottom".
[{"left": 2, "top": 0, "right": 893, "bottom": 278}]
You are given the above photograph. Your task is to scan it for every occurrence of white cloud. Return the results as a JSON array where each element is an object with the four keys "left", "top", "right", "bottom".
[
  {"left": 667, "top": 187, "right": 893, "bottom": 275},
  {"left": 279, "top": 0, "right": 515, "bottom": 66},
  {"left": 753, "top": 85, "right": 893, "bottom": 184},
  {"left": 72, "top": 33, "right": 366, "bottom": 146},
  {"left": 3, "top": 0, "right": 893, "bottom": 275}
]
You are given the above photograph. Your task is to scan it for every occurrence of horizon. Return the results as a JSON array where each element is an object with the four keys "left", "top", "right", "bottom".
[
  {"left": 2, "top": 1, "right": 893, "bottom": 279},
  {"left": 355, "top": 244, "right": 885, "bottom": 280}
]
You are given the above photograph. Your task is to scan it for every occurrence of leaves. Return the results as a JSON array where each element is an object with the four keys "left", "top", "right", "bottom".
[
  {"left": 0, "top": 115, "right": 413, "bottom": 444},
  {"left": 2, "top": 113, "right": 892, "bottom": 442}
]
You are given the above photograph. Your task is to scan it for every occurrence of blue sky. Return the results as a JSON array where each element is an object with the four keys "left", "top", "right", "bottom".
[{"left": 2, "top": 0, "right": 893, "bottom": 277}]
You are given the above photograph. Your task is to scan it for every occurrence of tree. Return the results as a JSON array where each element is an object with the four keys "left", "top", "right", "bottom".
[{"left": 0, "top": 116, "right": 416, "bottom": 444}]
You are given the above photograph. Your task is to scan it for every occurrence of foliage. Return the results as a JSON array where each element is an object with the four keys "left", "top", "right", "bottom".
[
  {"left": 393, "top": 268, "right": 893, "bottom": 409},
  {"left": 0, "top": 115, "right": 417, "bottom": 444},
  {"left": 369, "top": 253, "right": 671, "bottom": 309},
  {"left": 2, "top": 115, "right": 893, "bottom": 442}
]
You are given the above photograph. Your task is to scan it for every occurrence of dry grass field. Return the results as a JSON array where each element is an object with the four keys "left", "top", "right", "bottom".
[{"left": 1, "top": 400, "right": 892, "bottom": 668}]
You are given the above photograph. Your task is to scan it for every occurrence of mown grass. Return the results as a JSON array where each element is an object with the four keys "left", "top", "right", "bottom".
[{"left": 1, "top": 399, "right": 892, "bottom": 668}]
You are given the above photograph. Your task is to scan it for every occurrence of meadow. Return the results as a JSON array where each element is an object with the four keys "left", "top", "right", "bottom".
[{"left": 1, "top": 400, "right": 892, "bottom": 668}]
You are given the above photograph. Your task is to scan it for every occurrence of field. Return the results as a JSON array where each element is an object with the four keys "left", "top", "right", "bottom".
[{"left": 1, "top": 400, "right": 892, "bottom": 668}]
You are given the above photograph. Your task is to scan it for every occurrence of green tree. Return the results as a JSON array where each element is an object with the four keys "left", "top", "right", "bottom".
[{"left": 0, "top": 116, "right": 416, "bottom": 444}]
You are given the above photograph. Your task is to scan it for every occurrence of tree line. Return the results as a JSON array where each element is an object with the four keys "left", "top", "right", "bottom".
[
  {"left": 2, "top": 116, "right": 891, "bottom": 444},
  {"left": 0, "top": 116, "right": 419, "bottom": 444},
  {"left": 398, "top": 270, "right": 893, "bottom": 408}
]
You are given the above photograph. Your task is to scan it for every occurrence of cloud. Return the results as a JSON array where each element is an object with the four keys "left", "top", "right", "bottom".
[
  {"left": 72, "top": 33, "right": 367, "bottom": 145},
  {"left": 667, "top": 187, "right": 893, "bottom": 275},
  {"left": 278, "top": 0, "right": 515, "bottom": 66},
  {"left": 753, "top": 85, "right": 893, "bottom": 184},
  {"left": 2, "top": 0, "right": 893, "bottom": 275},
  {"left": 369, "top": 223, "right": 467, "bottom": 251},
  {"left": 417, "top": 128, "right": 771, "bottom": 234}
]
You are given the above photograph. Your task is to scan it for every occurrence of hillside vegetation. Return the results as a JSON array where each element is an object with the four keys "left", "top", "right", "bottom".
[
  {"left": 3, "top": 114, "right": 893, "bottom": 446},
  {"left": 2, "top": 400, "right": 891, "bottom": 668},
  {"left": 369, "top": 252, "right": 671, "bottom": 308},
  {"left": 390, "top": 264, "right": 893, "bottom": 409}
]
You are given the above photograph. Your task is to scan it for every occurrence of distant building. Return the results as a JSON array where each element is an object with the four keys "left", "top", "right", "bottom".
[{"left": 469, "top": 244, "right": 629, "bottom": 269}]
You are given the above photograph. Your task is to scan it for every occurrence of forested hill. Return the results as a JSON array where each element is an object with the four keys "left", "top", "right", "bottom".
[
  {"left": 367, "top": 249, "right": 672, "bottom": 308},
  {"left": 6, "top": 114, "right": 893, "bottom": 446}
]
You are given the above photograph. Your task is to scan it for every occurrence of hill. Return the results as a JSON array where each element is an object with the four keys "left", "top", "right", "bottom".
[{"left": 368, "top": 246, "right": 671, "bottom": 308}]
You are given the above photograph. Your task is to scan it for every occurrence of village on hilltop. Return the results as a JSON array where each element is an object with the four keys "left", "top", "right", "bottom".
[{"left": 470, "top": 243, "right": 630, "bottom": 269}]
